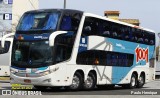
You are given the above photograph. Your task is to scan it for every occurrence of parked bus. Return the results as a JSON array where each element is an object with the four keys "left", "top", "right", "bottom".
[
  {"left": 156, "top": 33, "right": 160, "bottom": 76},
  {"left": 0, "top": 37, "right": 13, "bottom": 76},
  {"left": 8, "top": 9, "right": 156, "bottom": 90}
]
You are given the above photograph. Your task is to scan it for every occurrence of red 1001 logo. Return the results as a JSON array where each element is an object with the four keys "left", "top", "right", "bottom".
[{"left": 135, "top": 45, "right": 149, "bottom": 64}]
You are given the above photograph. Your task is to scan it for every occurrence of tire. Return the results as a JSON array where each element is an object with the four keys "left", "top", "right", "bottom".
[
  {"left": 122, "top": 74, "right": 137, "bottom": 89},
  {"left": 83, "top": 72, "right": 96, "bottom": 90},
  {"left": 129, "top": 74, "right": 137, "bottom": 89},
  {"left": 137, "top": 74, "right": 145, "bottom": 88},
  {"left": 34, "top": 86, "right": 48, "bottom": 90},
  {"left": 68, "top": 72, "right": 83, "bottom": 90}
]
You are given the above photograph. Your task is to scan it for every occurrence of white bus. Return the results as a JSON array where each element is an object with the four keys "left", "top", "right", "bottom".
[
  {"left": 9, "top": 9, "right": 156, "bottom": 90},
  {"left": 156, "top": 33, "right": 160, "bottom": 76},
  {"left": 0, "top": 37, "right": 13, "bottom": 76}
]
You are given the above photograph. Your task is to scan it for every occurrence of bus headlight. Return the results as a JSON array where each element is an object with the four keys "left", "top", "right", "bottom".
[
  {"left": 10, "top": 69, "right": 18, "bottom": 74},
  {"left": 39, "top": 70, "right": 50, "bottom": 76},
  {"left": 39, "top": 67, "right": 59, "bottom": 76}
]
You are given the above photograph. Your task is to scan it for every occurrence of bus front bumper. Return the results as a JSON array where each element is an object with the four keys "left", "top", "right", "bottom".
[{"left": 10, "top": 73, "right": 69, "bottom": 87}]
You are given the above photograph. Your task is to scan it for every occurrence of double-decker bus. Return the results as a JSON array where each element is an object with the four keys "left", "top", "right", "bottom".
[
  {"left": 9, "top": 9, "right": 156, "bottom": 90},
  {"left": 0, "top": 37, "right": 13, "bottom": 76}
]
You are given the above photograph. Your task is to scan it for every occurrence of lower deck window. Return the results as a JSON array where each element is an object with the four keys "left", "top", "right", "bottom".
[{"left": 76, "top": 50, "right": 134, "bottom": 67}]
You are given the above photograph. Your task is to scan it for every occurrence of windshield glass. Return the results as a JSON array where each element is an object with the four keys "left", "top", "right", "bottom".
[
  {"left": 11, "top": 33, "right": 76, "bottom": 68},
  {"left": 17, "top": 12, "right": 60, "bottom": 31},
  {"left": 12, "top": 40, "right": 53, "bottom": 68}
]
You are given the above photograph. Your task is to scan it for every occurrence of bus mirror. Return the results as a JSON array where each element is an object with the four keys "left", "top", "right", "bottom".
[
  {"left": 49, "top": 31, "right": 67, "bottom": 46},
  {"left": 1, "top": 33, "right": 14, "bottom": 48}
]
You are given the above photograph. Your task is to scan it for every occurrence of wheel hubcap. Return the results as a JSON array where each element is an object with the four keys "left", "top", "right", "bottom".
[
  {"left": 84, "top": 76, "right": 93, "bottom": 88},
  {"left": 131, "top": 77, "right": 136, "bottom": 87},
  {"left": 139, "top": 76, "right": 144, "bottom": 85},
  {"left": 70, "top": 75, "right": 80, "bottom": 89}
]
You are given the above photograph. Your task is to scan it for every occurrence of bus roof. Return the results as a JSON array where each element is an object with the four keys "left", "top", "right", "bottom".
[
  {"left": 23, "top": 9, "right": 154, "bottom": 33},
  {"left": 24, "top": 9, "right": 83, "bottom": 14}
]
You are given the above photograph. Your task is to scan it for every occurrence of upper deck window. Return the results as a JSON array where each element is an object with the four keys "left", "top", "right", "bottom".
[{"left": 17, "top": 12, "right": 60, "bottom": 31}]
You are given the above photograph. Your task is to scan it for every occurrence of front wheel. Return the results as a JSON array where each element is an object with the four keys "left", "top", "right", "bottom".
[{"left": 83, "top": 72, "right": 96, "bottom": 90}]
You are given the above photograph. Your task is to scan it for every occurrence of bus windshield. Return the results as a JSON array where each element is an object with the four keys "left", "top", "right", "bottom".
[
  {"left": 12, "top": 34, "right": 74, "bottom": 68},
  {"left": 12, "top": 40, "right": 53, "bottom": 68},
  {"left": 17, "top": 12, "right": 60, "bottom": 31}
]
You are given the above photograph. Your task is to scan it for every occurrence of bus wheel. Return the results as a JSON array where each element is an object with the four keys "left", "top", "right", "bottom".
[
  {"left": 137, "top": 74, "right": 145, "bottom": 88},
  {"left": 69, "top": 72, "right": 83, "bottom": 90},
  {"left": 129, "top": 74, "right": 137, "bottom": 89},
  {"left": 34, "top": 86, "right": 48, "bottom": 90},
  {"left": 83, "top": 72, "right": 96, "bottom": 90}
]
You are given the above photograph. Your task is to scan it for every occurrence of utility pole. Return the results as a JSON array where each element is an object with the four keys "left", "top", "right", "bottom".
[{"left": 64, "top": 0, "right": 66, "bottom": 9}]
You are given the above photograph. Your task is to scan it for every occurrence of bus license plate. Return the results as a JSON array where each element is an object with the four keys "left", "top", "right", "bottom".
[{"left": 24, "top": 79, "right": 31, "bottom": 83}]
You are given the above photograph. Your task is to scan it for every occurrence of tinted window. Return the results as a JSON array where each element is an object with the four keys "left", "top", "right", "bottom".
[
  {"left": 0, "top": 41, "right": 10, "bottom": 54},
  {"left": 17, "top": 12, "right": 60, "bottom": 31},
  {"left": 60, "top": 13, "right": 81, "bottom": 32},
  {"left": 82, "top": 16, "right": 155, "bottom": 45},
  {"left": 76, "top": 50, "right": 134, "bottom": 67}
]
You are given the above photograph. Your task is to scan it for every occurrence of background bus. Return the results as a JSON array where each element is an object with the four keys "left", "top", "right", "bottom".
[
  {"left": 156, "top": 33, "right": 160, "bottom": 76},
  {"left": 10, "top": 9, "right": 156, "bottom": 90},
  {"left": 0, "top": 37, "right": 13, "bottom": 76}
]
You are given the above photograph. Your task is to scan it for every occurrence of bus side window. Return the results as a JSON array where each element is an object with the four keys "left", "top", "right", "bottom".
[
  {"left": 60, "top": 16, "right": 72, "bottom": 31},
  {"left": 106, "top": 53, "right": 111, "bottom": 66},
  {"left": 103, "top": 31, "right": 110, "bottom": 37},
  {"left": 118, "top": 54, "right": 123, "bottom": 66},
  {"left": 111, "top": 54, "right": 117, "bottom": 66}
]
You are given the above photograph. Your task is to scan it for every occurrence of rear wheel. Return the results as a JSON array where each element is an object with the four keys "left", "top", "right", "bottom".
[
  {"left": 83, "top": 72, "right": 96, "bottom": 90},
  {"left": 129, "top": 74, "right": 137, "bottom": 89},
  {"left": 68, "top": 72, "right": 83, "bottom": 90},
  {"left": 122, "top": 73, "right": 137, "bottom": 89},
  {"left": 137, "top": 74, "right": 145, "bottom": 88}
]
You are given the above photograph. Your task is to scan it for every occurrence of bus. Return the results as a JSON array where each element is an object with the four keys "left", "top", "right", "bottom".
[
  {"left": 0, "top": 37, "right": 13, "bottom": 76},
  {"left": 156, "top": 33, "right": 160, "bottom": 76},
  {"left": 9, "top": 9, "right": 156, "bottom": 90}
]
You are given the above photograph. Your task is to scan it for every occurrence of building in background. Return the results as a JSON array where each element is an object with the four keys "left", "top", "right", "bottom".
[
  {"left": 0, "top": 0, "right": 39, "bottom": 37},
  {"left": 0, "top": 0, "right": 12, "bottom": 37},
  {"left": 104, "top": 11, "right": 140, "bottom": 26}
]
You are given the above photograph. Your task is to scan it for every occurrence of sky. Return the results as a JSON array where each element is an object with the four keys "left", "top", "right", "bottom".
[{"left": 39, "top": 0, "right": 160, "bottom": 33}]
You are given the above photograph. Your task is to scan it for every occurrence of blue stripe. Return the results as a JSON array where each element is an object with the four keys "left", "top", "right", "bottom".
[
  {"left": 11, "top": 66, "right": 26, "bottom": 70},
  {"left": 38, "top": 67, "right": 48, "bottom": 70}
]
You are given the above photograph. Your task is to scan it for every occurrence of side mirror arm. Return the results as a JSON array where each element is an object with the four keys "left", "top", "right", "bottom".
[
  {"left": 1, "top": 33, "right": 15, "bottom": 48},
  {"left": 49, "top": 31, "right": 67, "bottom": 46}
]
